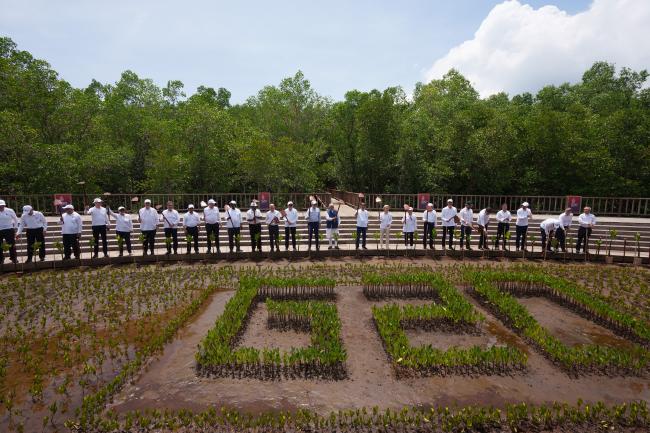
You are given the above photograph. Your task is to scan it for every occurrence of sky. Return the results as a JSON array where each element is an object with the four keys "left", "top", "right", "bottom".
[{"left": 1, "top": 0, "right": 648, "bottom": 102}]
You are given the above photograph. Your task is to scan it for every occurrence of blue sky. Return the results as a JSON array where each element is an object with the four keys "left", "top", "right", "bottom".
[{"left": 2, "top": 0, "right": 641, "bottom": 102}]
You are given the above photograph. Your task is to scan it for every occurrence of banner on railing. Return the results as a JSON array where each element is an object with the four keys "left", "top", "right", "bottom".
[
  {"left": 418, "top": 193, "right": 430, "bottom": 209},
  {"left": 53, "top": 193, "right": 72, "bottom": 214},
  {"left": 567, "top": 195, "right": 582, "bottom": 214},
  {"left": 258, "top": 192, "right": 270, "bottom": 211}
]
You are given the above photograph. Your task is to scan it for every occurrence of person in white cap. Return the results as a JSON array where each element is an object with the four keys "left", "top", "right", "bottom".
[
  {"left": 459, "top": 202, "right": 474, "bottom": 250},
  {"left": 139, "top": 199, "right": 159, "bottom": 255},
  {"left": 108, "top": 206, "right": 133, "bottom": 256},
  {"left": 540, "top": 218, "right": 561, "bottom": 252},
  {"left": 355, "top": 202, "right": 369, "bottom": 250},
  {"left": 246, "top": 201, "right": 263, "bottom": 252},
  {"left": 265, "top": 203, "right": 282, "bottom": 252},
  {"left": 183, "top": 204, "right": 200, "bottom": 254},
  {"left": 402, "top": 207, "right": 417, "bottom": 248},
  {"left": 203, "top": 199, "right": 221, "bottom": 253},
  {"left": 305, "top": 200, "right": 321, "bottom": 251},
  {"left": 495, "top": 203, "right": 512, "bottom": 250},
  {"left": 379, "top": 205, "right": 392, "bottom": 249},
  {"left": 422, "top": 203, "right": 436, "bottom": 249},
  {"left": 477, "top": 207, "right": 492, "bottom": 250},
  {"left": 556, "top": 208, "right": 573, "bottom": 252},
  {"left": 161, "top": 201, "right": 180, "bottom": 254},
  {"left": 0, "top": 200, "right": 19, "bottom": 264},
  {"left": 283, "top": 201, "right": 298, "bottom": 250},
  {"left": 225, "top": 200, "right": 242, "bottom": 252},
  {"left": 515, "top": 202, "right": 533, "bottom": 251},
  {"left": 16, "top": 205, "right": 47, "bottom": 262},
  {"left": 86, "top": 198, "right": 110, "bottom": 258},
  {"left": 61, "top": 204, "right": 82, "bottom": 260},
  {"left": 325, "top": 203, "right": 340, "bottom": 250},
  {"left": 440, "top": 199, "right": 457, "bottom": 249},
  {"left": 576, "top": 206, "right": 596, "bottom": 253}
]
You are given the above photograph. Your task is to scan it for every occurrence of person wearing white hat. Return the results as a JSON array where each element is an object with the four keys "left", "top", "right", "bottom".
[
  {"left": 355, "top": 202, "right": 369, "bottom": 250},
  {"left": 515, "top": 202, "right": 533, "bottom": 251},
  {"left": 162, "top": 201, "right": 180, "bottom": 254},
  {"left": 422, "top": 203, "right": 437, "bottom": 249},
  {"left": 265, "top": 203, "right": 282, "bottom": 252},
  {"left": 556, "top": 208, "right": 573, "bottom": 252},
  {"left": 61, "top": 204, "right": 82, "bottom": 260},
  {"left": 540, "top": 218, "right": 561, "bottom": 252},
  {"left": 86, "top": 198, "right": 110, "bottom": 258},
  {"left": 0, "top": 200, "right": 19, "bottom": 264},
  {"left": 139, "top": 199, "right": 159, "bottom": 255},
  {"left": 183, "top": 204, "right": 200, "bottom": 254},
  {"left": 440, "top": 199, "right": 457, "bottom": 249},
  {"left": 495, "top": 203, "right": 512, "bottom": 250},
  {"left": 402, "top": 207, "right": 417, "bottom": 248},
  {"left": 16, "top": 205, "right": 47, "bottom": 262},
  {"left": 203, "top": 199, "right": 221, "bottom": 253},
  {"left": 305, "top": 200, "right": 321, "bottom": 251},
  {"left": 225, "top": 200, "right": 242, "bottom": 252},
  {"left": 459, "top": 202, "right": 474, "bottom": 250},
  {"left": 283, "top": 201, "right": 298, "bottom": 250},
  {"left": 246, "top": 201, "right": 263, "bottom": 252},
  {"left": 108, "top": 206, "right": 133, "bottom": 256},
  {"left": 477, "top": 207, "right": 492, "bottom": 250}
]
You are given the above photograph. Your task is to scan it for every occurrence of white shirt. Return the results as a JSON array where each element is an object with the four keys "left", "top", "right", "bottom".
[
  {"left": 17, "top": 211, "right": 47, "bottom": 235},
  {"left": 516, "top": 208, "right": 532, "bottom": 226},
  {"left": 86, "top": 206, "right": 109, "bottom": 227},
  {"left": 496, "top": 210, "right": 512, "bottom": 223},
  {"left": 224, "top": 208, "right": 242, "bottom": 228},
  {"left": 183, "top": 211, "right": 200, "bottom": 228},
  {"left": 402, "top": 214, "right": 417, "bottom": 233},
  {"left": 246, "top": 209, "right": 263, "bottom": 224},
  {"left": 284, "top": 208, "right": 298, "bottom": 227},
  {"left": 441, "top": 206, "right": 457, "bottom": 227},
  {"left": 139, "top": 207, "right": 159, "bottom": 231},
  {"left": 459, "top": 207, "right": 474, "bottom": 226},
  {"left": 0, "top": 207, "right": 19, "bottom": 230},
  {"left": 578, "top": 213, "right": 597, "bottom": 228},
  {"left": 61, "top": 212, "right": 83, "bottom": 234},
  {"left": 305, "top": 207, "right": 321, "bottom": 223},
  {"left": 379, "top": 212, "right": 393, "bottom": 229},
  {"left": 356, "top": 209, "right": 369, "bottom": 228},
  {"left": 540, "top": 218, "right": 560, "bottom": 235},
  {"left": 477, "top": 209, "right": 490, "bottom": 227},
  {"left": 109, "top": 210, "right": 133, "bottom": 232},
  {"left": 161, "top": 209, "right": 180, "bottom": 228},
  {"left": 266, "top": 210, "right": 282, "bottom": 225},
  {"left": 422, "top": 210, "right": 437, "bottom": 225},
  {"left": 203, "top": 206, "right": 221, "bottom": 224},
  {"left": 558, "top": 212, "right": 573, "bottom": 228}
]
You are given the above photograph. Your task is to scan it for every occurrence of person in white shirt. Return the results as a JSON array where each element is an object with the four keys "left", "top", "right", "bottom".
[
  {"left": 459, "top": 202, "right": 474, "bottom": 250},
  {"left": 183, "top": 204, "right": 201, "bottom": 254},
  {"left": 355, "top": 202, "right": 369, "bottom": 250},
  {"left": 283, "top": 201, "right": 298, "bottom": 251},
  {"left": 540, "top": 218, "right": 561, "bottom": 252},
  {"left": 305, "top": 200, "right": 321, "bottom": 251},
  {"left": 440, "top": 199, "right": 457, "bottom": 249},
  {"left": 422, "top": 203, "right": 437, "bottom": 249},
  {"left": 477, "top": 207, "right": 492, "bottom": 250},
  {"left": 139, "top": 199, "right": 159, "bottom": 255},
  {"left": 325, "top": 203, "right": 340, "bottom": 249},
  {"left": 16, "top": 205, "right": 47, "bottom": 262},
  {"left": 60, "top": 204, "right": 82, "bottom": 260},
  {"left": 576, "top": 206, "right": 596, "bottom": 253},
  {"left": 225, "top": 201, "right": 242, "bottom": 253},
  {"left": 246, "top": 202, "right": 263, "bottom": 252},
  {"left": 495, "top": 203, "right": 512, "bottom": 250},
  {"left": 86, "top": 198, "right": 110, "bottom": 258},
  {"left": 162, "top": 201, "right": 180, "bottom": 254},
  {"left": 515, "top": 202, "right": 533, "bottom": 251},
  {"left": 379, "top": 205, "right": 392, "bottom": 249},
  {"left": 556, "top": 208, "right": 573, "bottom": 252},
  {"left": 109, "top": 206, "right": 133, "bottom": 256},
  {"left": 402, "top": 207, "right": 417, "bottom": 248},
  {"left": 0, "top": 200, "right": 19, "bottom": 264},
  {"left": 203, "top": 199, "right": 221, "bottom": 253},
  {"left": 266, "top": 203, "right": 282, "bottom": 252}
]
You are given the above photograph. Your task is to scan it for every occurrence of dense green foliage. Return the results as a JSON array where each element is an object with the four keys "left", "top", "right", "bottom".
[{"left": 2, "top": 36, "right": 650, "bottom": 196}]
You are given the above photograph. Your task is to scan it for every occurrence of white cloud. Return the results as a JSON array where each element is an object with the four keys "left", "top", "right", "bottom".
[{"left": 425, "top": 0, "right": 650, "bottom": 97}]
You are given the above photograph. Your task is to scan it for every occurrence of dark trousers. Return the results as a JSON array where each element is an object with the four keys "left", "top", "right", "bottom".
[
  {"left": 116, "top": 230, "right": 132, "bottom": 255},
  {"left": 540, "top": 229, "right": 553, "bottom": 251},
  {"left": 249, "top": 223, "right": 262, "bottom": 251},
  {"left": 142, "top": 230, "right": 156, "bottom": 254},
  {"left": 478, "top": 224, "right": 489, "bottom": 249},
  {"left": 459, "top": 225, "right": 472, "bottom": 249},
  {"left": 26, "top": 228, "right": 46, "bottom": 261},
  {"left": 228, "top": 227, "right": 241, "bottom": 252},
  {"left": 576, "top": 227, "right": 592, "bottom": 253},
  {"left": 62, "top": 234, "right": 80, "bottom": 259},
  {"left": 92, "top": 225, "right": 108, "bottom": 256},
  {"left": 206, "top": 223, "right": 220, "bottom": 252},
  {"left": 285, "top": 227, "right": 296, "bottom": 249},
  {"left": 269, "top": 225, "right": 280, "bottom": 251},
  {"left": 0, "top": 228, "right": 17, "bottom": 263},
  {"left": 556, "top": 227, "right": 566, "bottom": 251},
  {"left": 404, "top": 231, "right": 414, "bottom": 246},
  {"left": 308, "top": 222, "right": 320, "bottom": 249},
  {"left": 515, "top": 225, "right": 528, "bottom": 250},
  {"left": 442, "top": 226, "right": 454, "bottom": 248},
  {"left": 496, "top": 222, "right": 510, "bottom": 249},
  {"left": 423, "top": 222, "right": 435, "bottom": 248},
  {"left": 185, "top": 226, "right": 199, "bottom": 253},
  {"left": 356, "top": 226, "right": 367, "bottom": 248},
  {"left": 164, "top": 228, "right": 178, "bottom": 253}
]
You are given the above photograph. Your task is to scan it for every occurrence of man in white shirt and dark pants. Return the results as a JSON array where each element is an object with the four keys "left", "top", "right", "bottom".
[
  {"left": 283, "top": 201, "right": 298, "bottom": 251},
  {"left": 402, "top": 207, "right": 417, "bottom": 248},
  {"left": 203, "top": 199, "right": 221, "bottom": 253},
  {"left": 379, "top": 205, "right": 392, "bottom": 249},
  {"left": 540, "top": 218, "right": 560, "bottom": 252},
  {"left": 422, "top": 203, "right": 436, "bottom": 249},
  {"left": 109, "top": 206, "right": 133, "bottom": 256},
  {"left": 0, "top": 200, "right": 19, "bottom": 264},
  {"left": 576, "top": 206, "right": 596, "bottom": 253},
  {"left": 162, "top": 201, "right": 180, "bottom": 254},
  {"left": 440, "top": 199, "right": 457, "bottom": 249},
  {"left": 17, "top": 205, "right": 47, "bottom": 262},
  {"left": 459, "top": 202, "right": 474, "bottom": 250},
  {"left": 557, "top": 208, "right": 573, "bottom": 252},
  {"left": 183, "top": 204, "right": 200, "bottom": 254},
  {"left": 306, "top": 200, "right": 321, "bottom": 251},
  {"left": 246, "top": 202, "right": 263, "bottom": 252},
  {"left": 87, "top": 198, "right": 110, "bottom": 258},
  {"left": 355, "top": 202, "right": 369, "bottom": 250},
  {"left": 61, "top": 204, "right": 82, "bottom": 260},
  {"left": 477, "top": 207, "right": 491, "bottom": 250},
  {"left": 225, "top": 201, "right": 242, "bottom": 253},
  {"left": 266, "top": 203, "right": 282, "bottom": 252},
  {"left": 495, "top": 203, "right": 512, "bottom": 250},
  {"left": 515, "top": 202, "right": 532, "bottom": 251},
  {"left": 139, "top": 199, "right": 159, "bottom": 255}
]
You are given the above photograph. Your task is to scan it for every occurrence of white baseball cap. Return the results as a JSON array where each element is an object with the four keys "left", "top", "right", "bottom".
[
  {"left": 522, "top": 202, "right": 529, "bottom": 207},
  {"left": 188, "top": 204, "right": 195, "bottom": 209},
  {"left": 23, "top": 205, "right": 32, "bottom": 213},
  {"left": 0, "top": 200, "right": 5, "bottom": 206},
  {"left": 230, "top": 200, "right": 236, "bottom": 205},
  {"left": 208, "top": 199, "right": 216, "bottom": 204},
  {"left": 311, "top": 200, "right": 317, "bottom": 205},
  {"left": 287, "top": 201, "right": 293, "bottom": 205},
  {"left": 250, "top": 202, "right": 257, "bottom": 207},
  {"left": 63, "top": 204, "right": 74, "bottom": 210},
  {"left": 144, "top": 199, "right": 152, "bottom": 204},
  {"left": 447, "top": 199, "right": 453, "bottom": 203},
  {"left": 93, "top": 197, "right": 102, "bottom": 203},
  {"left": 118, "top": 206, "right": 125, "bottom": 211}
]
